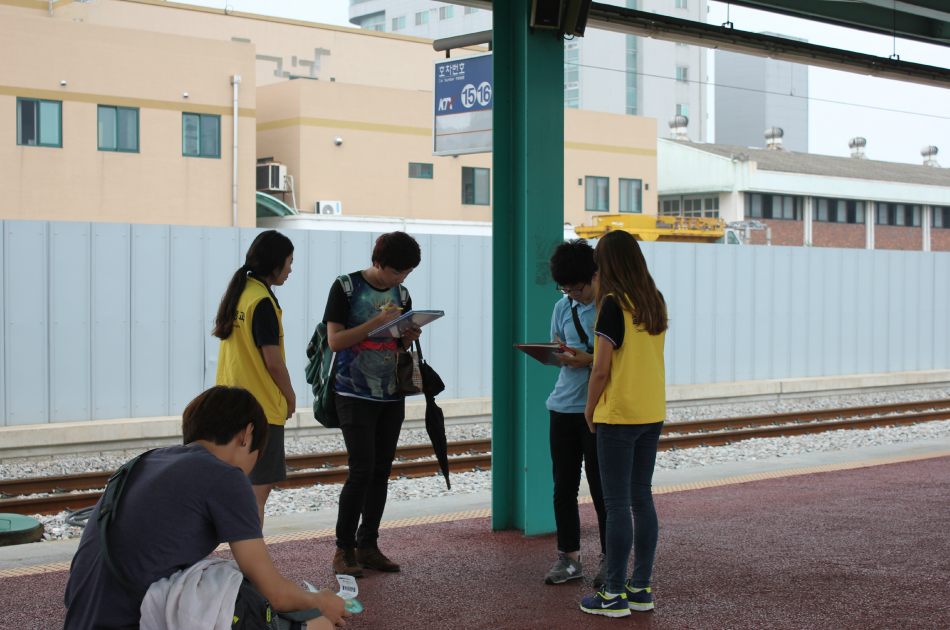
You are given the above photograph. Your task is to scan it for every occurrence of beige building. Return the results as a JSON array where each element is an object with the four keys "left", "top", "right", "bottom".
[
  {"left": 1, "top": 0, "right": 658, "bottom": 229},
  {"left": 0, "top": 9, "right": 258, "bottom": 227}
]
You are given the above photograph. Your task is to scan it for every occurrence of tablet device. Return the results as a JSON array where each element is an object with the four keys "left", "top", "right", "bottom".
[
  {"left": 514, "top": 343, "right": 573, "bottom": 367},
  {"left": 368, "top": 310, "right": 445, "bottom": 338}
]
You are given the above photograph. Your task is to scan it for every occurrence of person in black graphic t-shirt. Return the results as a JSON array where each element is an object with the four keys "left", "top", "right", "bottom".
[{"left": 323, "top": 231, "right": 422, "bottom": 578}]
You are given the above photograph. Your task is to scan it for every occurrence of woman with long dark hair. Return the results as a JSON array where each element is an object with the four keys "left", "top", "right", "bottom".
[
  {"left": 579, "top": 230, "right": 668, "bottom": 618},
  {"left": 214, "top": 230, "right": 295, "bottom": 525}
]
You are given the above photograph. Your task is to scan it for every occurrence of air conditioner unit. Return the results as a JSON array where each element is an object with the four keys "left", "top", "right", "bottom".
[
  {"left": 316, "top": 201, "right": 342, "bottom": 216},
  {"left": 256, "top": 163, "right": 288, "bottom": 192}
]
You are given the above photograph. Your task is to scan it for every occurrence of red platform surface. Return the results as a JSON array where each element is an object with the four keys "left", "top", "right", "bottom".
[{"left": 2, "top": 455, "right": 949, "bottom": 629}]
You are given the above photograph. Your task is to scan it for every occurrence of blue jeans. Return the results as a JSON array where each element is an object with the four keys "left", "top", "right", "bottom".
[{"left": 597, "top": 421, "right": 664, "bottom": 593}]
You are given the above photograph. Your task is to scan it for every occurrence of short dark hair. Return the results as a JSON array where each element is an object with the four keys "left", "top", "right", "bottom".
[
  {"left": 182, "top": 386, "right": 269, "bottom": 458},
  {"left": 549, "top": 239, "right": 597, "bottom": 287},
  {"left": 372, "top": 232, "right": 421, "bottom": 272}
]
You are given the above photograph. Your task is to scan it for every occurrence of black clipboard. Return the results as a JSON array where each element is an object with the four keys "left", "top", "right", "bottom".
[{"left": 514, "top": 343, "right": 574, "bottom": 367}]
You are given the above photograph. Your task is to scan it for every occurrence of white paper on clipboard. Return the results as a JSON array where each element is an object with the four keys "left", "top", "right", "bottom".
[{"left": 367, "top": 310, "right": 445, "bottom": 338}]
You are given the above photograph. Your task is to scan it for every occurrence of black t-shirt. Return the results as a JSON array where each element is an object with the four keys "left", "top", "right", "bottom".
[
  {"left": 322, "top": 271, "right": 412, "bottom": 326},
  {"left": 63, "top": 445, "right": 262, "bottom": 630},
  {"left": 249, "top": 274, "right": 281, "bottom": 347},
  {"left": 595, "top": 295, "right": 626, "bottom": 350}
]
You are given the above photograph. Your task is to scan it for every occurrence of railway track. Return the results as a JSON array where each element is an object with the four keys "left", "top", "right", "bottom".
[{"left": 2, "top": 398, "right": 949, "bottom": 516}]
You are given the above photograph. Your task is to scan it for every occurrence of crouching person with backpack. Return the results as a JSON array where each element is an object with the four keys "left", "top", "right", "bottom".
[
  {"left": 322, "top": 232, "right": 422, "bottom": 577},
  {"left": 63, "top": 386, "right": 348, "bottom": 630}
]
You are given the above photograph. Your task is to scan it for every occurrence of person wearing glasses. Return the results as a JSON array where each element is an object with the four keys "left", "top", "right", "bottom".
[{"left": 543, "top": 239, "right": 608, "bottom": 588}]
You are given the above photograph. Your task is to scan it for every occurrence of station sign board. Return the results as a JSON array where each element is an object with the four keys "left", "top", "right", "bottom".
[{"left": 433, "top": 51, "right": 492, "bottom": 156}]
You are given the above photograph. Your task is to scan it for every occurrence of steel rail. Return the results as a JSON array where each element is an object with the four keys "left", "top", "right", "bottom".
[{"left": 2, "top": 399, "right": 948, "bottom": 516}]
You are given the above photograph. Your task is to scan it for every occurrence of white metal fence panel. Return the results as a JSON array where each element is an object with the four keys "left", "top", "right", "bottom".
[
  {"left": 2, "top": 222, "right": 949, "bottom": 427},
  {"left": 638, "top": 242, "right": 950, "bottom": 387}
]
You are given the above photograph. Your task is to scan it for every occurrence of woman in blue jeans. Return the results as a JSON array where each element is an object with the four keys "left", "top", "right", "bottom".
[{"left": 580, "top": 230, "right": 668, "bottom": 618}]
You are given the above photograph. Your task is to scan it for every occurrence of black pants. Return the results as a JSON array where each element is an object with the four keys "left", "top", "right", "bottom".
[
  {"left": 550, "top": 410, "right": 607, "bottom": 555},
  {"left": 335, "top": 395, "right": 405, "bottom": 550}
]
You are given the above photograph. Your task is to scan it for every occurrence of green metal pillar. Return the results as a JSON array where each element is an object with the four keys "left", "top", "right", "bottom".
[{"left": 491, "top": 0, "right": 564, "bottom": 535}]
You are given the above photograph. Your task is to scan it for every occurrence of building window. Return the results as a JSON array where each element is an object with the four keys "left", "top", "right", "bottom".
[
  {"left": 811, "top": 198, "right": 865, "bottom": 223},
  {"left": 17, "top": 98, "right": 62, "bottom": 147},
  {"left": 361, "top": 12, "right": 385, "bottom": 31},
  {"left": 585, "top": 177, "right": 609, "bottom": 212},
  {"left": 462, "top": 167, "right": 490, "bottom": 205},
  {"left": 564, "top": 43, "right": 580, "bottom": 109},
  {"left": 676, "top": 103, "right": 688, "bottom": 117},
  {"left": 748, "top": 194, "right": 801, "bottom": 220},
  {"left": 409, "top": 163, "right": 433, "bottom": 179},
  {"left": 415, "top": 10, "right": 429, "bottom": 25},
  {"left": 619, "top": 179, "right": 642, "bottom": 214},
  {"left": 876, "top": 203, "right": 920, "bottom": 226},
  {"left": 933, "top": 206, "right": 949, "bottom": 228},
  {"left": 464, "top": 6, "right": 479, "bottom": 14},
  {"left": 439, "top": 5, "right": 454, "bottom": 19},
  {"left": 676, "top": 66, "right": 689, "bottom": 83},
  {"left": 625, "top": 35, "right": 637, "bottom": 115},
  {"left": 660, "top": 198, "right": 681, "bottom": 217},
  {"left": 391, "top": 15, "right": 406, "bottom": 31},
  {"left": 704, "top": 196, "right": 720, "bottom": 218},
  {"left": 98, "top": 106, "right": 139, "bottom": 153},
  {"left": 675, "top": 0, "right": 687, "bottom": 7},
  {"left": 182, "top": 113, "right": 220, "bottom": 158}
]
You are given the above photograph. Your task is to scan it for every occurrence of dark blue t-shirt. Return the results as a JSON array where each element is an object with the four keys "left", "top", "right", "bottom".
[{"left": 63, "top": 444, "right": 262, "bottom": 630}]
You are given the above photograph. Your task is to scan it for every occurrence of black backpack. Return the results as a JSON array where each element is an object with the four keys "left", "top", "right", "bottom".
[{"left": 98, "top": 452, "right": 324, "bottom": 629}]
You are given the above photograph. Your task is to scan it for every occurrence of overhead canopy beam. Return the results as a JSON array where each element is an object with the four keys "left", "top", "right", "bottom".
[
  {"left": 587, "top": 4, "right": 950, "bottom": 89},
  {"left": 718, "top": 0, "right": 950, "bottom": 47}
]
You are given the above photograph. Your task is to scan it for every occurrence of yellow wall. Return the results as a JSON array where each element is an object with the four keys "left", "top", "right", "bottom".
[
  {"left": 0, "top": 12, "right": 257, "bottom": 226},
  {"left": 257, "top": 80, "right": 657, "bottom": 225}
]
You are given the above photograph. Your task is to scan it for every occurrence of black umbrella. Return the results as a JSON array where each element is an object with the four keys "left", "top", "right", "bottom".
[{"left": 414, "top": 339, "right": 450, "bottom": 489}]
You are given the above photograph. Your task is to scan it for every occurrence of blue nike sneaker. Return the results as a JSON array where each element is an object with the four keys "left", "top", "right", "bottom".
[
  {"left": 625, "top": 581, "right": 654, "bottom": 611},
  {"left": 580, "top": 586, "right": 631, "bottom": 618}
]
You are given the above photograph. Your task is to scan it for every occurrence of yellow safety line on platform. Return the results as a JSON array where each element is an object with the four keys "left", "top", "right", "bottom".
[{"left": 3, "top": 450, "right": 947, "bottom": 580}]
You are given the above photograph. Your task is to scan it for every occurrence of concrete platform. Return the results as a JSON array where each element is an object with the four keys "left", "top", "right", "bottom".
[{"left": 2, "top": 438, "right": 949, "bottom": 628}]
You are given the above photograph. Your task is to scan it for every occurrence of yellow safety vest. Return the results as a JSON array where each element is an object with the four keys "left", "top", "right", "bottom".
[
  {"left": 593, "top": 296, "right": 666, "bottom": 425},
  {"left": 216, "top": 277, "right": 287, "bottom": 426}
]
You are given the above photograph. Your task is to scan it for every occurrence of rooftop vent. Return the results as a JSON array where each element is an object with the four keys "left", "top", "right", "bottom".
[
  {"left": 848, "top": 137, "right": 867, "bottom": 159},
  {"left": 765, "top": 127, "right": 784, "bottom": 150},
  {"left": 668, "top": 115, "right": 689, "bottom": 141},
  {"left": 922, "top": 145, "right": 940, "bottom": 167}
]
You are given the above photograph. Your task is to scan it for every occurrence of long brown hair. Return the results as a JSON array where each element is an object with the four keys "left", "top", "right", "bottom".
[
  {"left": 593, "top": 231, "right": 667, "bottom": 336},
  {"left": 212, "top": 230, "right": 294, "bottom": 340}
]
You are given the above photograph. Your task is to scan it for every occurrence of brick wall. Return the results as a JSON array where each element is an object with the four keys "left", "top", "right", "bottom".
[
  {"left": 748, "top": 219, "right": 803, "bottom": 246},
  {"left": 812, "top": 222, "right": 865, "bottom": 249},
  {"left": 931, "top": 229, "right": 950, "bottom": 252},
  {"left": 875, "top": 225, "right": 922, "bottom": 251}
]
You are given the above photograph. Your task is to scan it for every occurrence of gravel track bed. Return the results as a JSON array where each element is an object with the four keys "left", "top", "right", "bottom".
[{"left": 8, "top": 387, "right": 949, "bottom": 541}]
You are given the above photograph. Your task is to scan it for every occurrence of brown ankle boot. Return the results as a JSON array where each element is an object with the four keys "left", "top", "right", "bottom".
[
  {"left": 355, "top": 546, "right": 400, "bottom": 572},
  {"left": 332, "top": 547, "right": 364, "bottom": 577}
]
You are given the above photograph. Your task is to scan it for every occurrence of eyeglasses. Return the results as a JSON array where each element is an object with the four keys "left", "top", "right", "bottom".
[{"left": 556, "top": 284, "right": 586, "bottom": 296}]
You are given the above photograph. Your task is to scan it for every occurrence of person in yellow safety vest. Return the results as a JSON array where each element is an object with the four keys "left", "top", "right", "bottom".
[
  {"left": 213, "top": 230, "right": 295, "bottom": 525},
  {"left": 580, "top": 230, "right": 668, "bottom": 619}
]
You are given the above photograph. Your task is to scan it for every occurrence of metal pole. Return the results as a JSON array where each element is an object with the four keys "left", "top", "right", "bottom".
[
  {"left": 922, "top": 205, "right": 931, "bottom": 252},
  {"left": 231, "top": 75, "right": 241, "bottom": 228},
  {"left": 491, "top": 0, "right": 562, "bottom": 534},
  {"left": 866, "top": 200, "right": 875, "bottom": 249},
  {"left": 766, "top": 227, "right": 772, "bottom": 246}
]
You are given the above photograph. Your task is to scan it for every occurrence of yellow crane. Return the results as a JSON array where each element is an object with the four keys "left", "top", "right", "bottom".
[{"left": 573, "top": 214, "right": 729, "bottom": 243}]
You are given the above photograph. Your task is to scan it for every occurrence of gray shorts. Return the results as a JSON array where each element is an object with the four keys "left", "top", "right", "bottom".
[{"left": 248, "top": 423, "right": 287, "bottom": 486}]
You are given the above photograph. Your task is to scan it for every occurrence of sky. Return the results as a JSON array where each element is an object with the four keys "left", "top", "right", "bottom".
[{"left": 175, "top": 0, "right": 950, "bottom": 165}]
